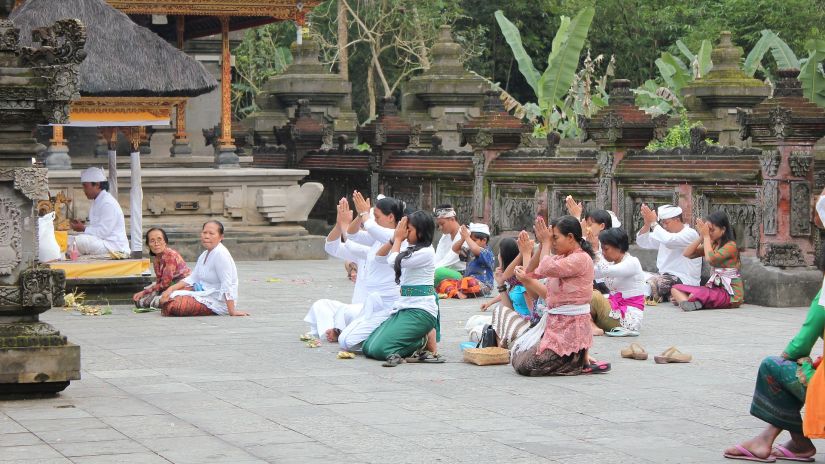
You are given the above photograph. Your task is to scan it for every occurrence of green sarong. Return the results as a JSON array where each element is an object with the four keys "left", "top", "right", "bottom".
[
  {"left": 750, "top": 356, "right": 808, "bottom": 433},
  {"left": 362, "top": 285, "right": 439, "bottom": 360},
  {"left": 434, "top": 267, "right": 462, "bottom": 286}
]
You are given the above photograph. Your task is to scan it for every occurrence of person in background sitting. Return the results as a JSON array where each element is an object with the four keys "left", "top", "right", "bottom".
[
  {"left": 438, "top": 223, "right": 495, "bottom": 299},
  {"left": 636, "top": 204, "right": 701, "bottom": 303},
  {"left": 68, "top": 167, "right": 130, "bottom": 257},
  {"left": 133, "top": 228, "right": 190, "bottom": 310},
  {"left": 432, "top": 205, "right": 465, "bottom": 285}
]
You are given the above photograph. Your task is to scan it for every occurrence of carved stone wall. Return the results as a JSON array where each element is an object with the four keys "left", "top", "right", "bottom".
[
  {"left": 790, "top": 181, "right": 812, "bottom": 236},
  {"left": 492, "top": 184, "right": 540, "bottom": 233},
  {"left": 761, "top": 180, "right": 778, "bottom": 235}
]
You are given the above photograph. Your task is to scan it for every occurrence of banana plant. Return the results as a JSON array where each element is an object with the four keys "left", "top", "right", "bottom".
[
  {"left": 494, "top": 7, "right": 595, "bottom": 132},
  {"left": 799, "top": 39, "right": 825, "bottom": 108}
]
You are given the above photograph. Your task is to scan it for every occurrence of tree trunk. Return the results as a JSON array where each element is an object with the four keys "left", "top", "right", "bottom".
[
  {"left": 367, "top": 61, "right": 376, "bottom": 119},
  {"left": 337, "top": 0, "right": 349, "bottom": 80}
]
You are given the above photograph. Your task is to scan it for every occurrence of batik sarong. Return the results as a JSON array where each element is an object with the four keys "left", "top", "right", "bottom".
[
  {"left": 750, "top": 356, "right": 808, "bottom": 433},
  {"left": 161, "top": 295, "right": 215, "bottom": 317}
]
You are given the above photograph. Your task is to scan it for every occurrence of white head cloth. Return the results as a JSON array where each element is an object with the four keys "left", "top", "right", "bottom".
[
  {"left": 469, "top": 222, "right": 491, "bottom": 236},
  {"left": 658, "top": 205, "right": 683, "bottom": 220},
  {"left": 80, "top": 167, "right": 107, "bottom": 183},
  {"left": 607, "top": 210, "right": 621, "bottom": 228},
  {"left": 434, "top": 207, "right": 456, "bottom": 219}
]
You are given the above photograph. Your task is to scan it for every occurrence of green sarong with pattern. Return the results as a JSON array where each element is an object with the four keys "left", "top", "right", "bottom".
[{"left": 362, "top": 285, "right": 439, "bottom": 360}]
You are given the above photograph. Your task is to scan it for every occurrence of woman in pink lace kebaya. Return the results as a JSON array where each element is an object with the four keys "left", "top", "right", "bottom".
[{"left": 510, "top": 215, "right": 598, "bottom": 376}]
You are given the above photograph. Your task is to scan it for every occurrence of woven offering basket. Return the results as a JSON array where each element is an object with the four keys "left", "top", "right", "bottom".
[{"left": 463, "top": 347, "right": 510, "bottom": 366}]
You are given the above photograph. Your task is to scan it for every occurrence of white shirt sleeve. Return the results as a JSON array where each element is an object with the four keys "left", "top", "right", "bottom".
[
  {"left": 596, "top": 256, "right": 643, "bottom": 279},
  {"left": 389, "top": 246, "right": 435, "bottom": 270},
  {"left": 650, "top": 225, "right": 699, "bottom": 250},
  {"left": 816, "top": 196, "right": 825, "bottom": 224},
  {"left": 433, "top": 234, "right": 461, "bottom": 268},
  {"left": 347, "top": 230, "right": 376, "bottom": 247},
  {"left": 83, "top": 199, "right": 119, "bottom": 239},
  {"left": 324, "top": 238, "right": 366, "bottom": 262},
  {"left": 183, "top": 252, "right": 204, "bottom": 286},
  {"left": 635, "top": 231, "right": 658, "bottom": 250},
  {"left": 215, "top": 247, "right": 239, "bottom": 302},
  {"left": 363, "top": 217, "right": 394, "bottom": 244}
]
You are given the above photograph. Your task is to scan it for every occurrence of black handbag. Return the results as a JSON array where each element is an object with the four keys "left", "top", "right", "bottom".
[{"left": 477, "top": 324, "right": 497, "bottom": 348}]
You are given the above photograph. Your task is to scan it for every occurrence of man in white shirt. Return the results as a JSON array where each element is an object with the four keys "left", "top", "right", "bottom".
[
  {"left": 68, "top": 167, "right": 130, "bottom": 257},
  {"left": 432, "top": 204, "right": 465, "bottom": 285},
  {"left": 636, "top": 204, "right": 701, "bottom": 303}
]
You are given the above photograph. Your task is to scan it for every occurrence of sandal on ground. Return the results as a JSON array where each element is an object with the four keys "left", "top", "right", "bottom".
[
  {"left": 405, "top": 351, "right": 446, "bottom": 364},
  {"left": 382, "top": 353, "right": 404, "bottom": 367},
  {"left": 605, "top": 327, "right": 640, "bottom": 337},
  {"left": 680, "top": 300, "right": 703, "bottom": 311},
  {"left": 724, "top": 444, "right": 777, "bottom": 462},
  {"left": 654, "top": 346, "right": 692, "bottom": 364},
  {"left": 772, "top": 445, "right": 816, "bottom": 462},
  {"left": 583, "top": 361, "right": 611, "bottom": 374},
  {"left": 620, "top": 343, "right": 648, "bottom": 360}
]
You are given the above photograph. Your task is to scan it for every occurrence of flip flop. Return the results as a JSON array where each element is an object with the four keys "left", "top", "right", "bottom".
[
  {"left": 620, "top": 343, "right": 648, "bottom": 360},
  {"left": 724, "top": 444, "right": 777, "bottom": 462},
  {"left": 382, "top": 354, "right": 404, "bottom": 367},
  {"left": 405, "top": 351, "right": 446, "bottom": 364},
  {"left": 583, "top": 361, "right": 611, "bottom": 374},
  {"left": 772, "top": 445, "right": 816, "bottom": 462},
  {"left": 654, "top": 346, "right": 692, "bottom": 364},
  {"left": 680, "top": 300, "right": 703, "bottom": 311},
  {"left": 605, "top": 327, "right": 640, "bottom": 337}
]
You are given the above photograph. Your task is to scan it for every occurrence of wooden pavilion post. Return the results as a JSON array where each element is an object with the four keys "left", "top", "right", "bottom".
[
  {"left": 170, "top": 16, "right": 192, "bottom": 156},
  {"left": 215, "top": 15, "right": 238, "bottom": 168},
  {"left": 45, "top": 124, "right": 71, "bottom": 169}
]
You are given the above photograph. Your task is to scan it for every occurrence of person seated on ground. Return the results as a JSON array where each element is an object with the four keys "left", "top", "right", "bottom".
[
  {"left": 68, "top": 167, "right": 130, "bottom": 257},
  {"left": 489, "top": 236, "right": 542, "bottom": 348},
  {"left": 511, "top": 215, "right": 605, "bottom": 376},
  {"left": 432, "top": 205, "right": 466, "bottom": 285},
  {"left": 589, "top": 228, "right": 647, "bottom": 336},
  {"left": 310, "top": 195, "right": 404, "bottom": 349},
  {"left": 159, "top": 221, "right": 248, "bottom": 317},
  {"left": 362, "top": 211, "right": 441, "bottom": 367},
  {"left": 437, "top": 223, "right": 495, "bottom": 299},
  {"left": 671, "top": 211, "right": 743, "bottom": 311},
  {"left": 132, "top": 228, "right": 190, "bottom": 310},
  {"left": 565, "top": 195, "right": 621, "bottom": 232},
  {"left": 344, "top": 261, "right": 358, "bottom": 283},
  {"left": 723, "top": 266, "right": 823, "bottom": 461},
  {"left": 636, "top": 204, "right": 701, "bottom": 303}
]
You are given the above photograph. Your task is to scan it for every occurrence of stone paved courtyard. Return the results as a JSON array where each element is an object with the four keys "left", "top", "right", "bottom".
[{"left": 0, "top": 259, "right": 823, "bottom": 463}]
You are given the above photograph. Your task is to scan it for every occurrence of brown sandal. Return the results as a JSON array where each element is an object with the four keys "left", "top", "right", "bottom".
[
  {"left": 654, "top": 346, "right": 692, "bottom": 364},
  {"left": 620, "top": 343, "right": 648, "bottom": 360}
]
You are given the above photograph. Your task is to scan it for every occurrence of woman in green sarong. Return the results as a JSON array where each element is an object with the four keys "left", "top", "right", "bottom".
[
  {"left": 722, "top": 292, "right": 823, "bottom": 462},
  {"left": 362, "top": 211, "right": 440, "bottom": 367}
]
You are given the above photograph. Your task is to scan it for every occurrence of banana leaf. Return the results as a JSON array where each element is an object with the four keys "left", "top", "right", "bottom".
[
  {"left": 799, "top": 39, "right": 825, "bottom": 108},
  {"left": 769, "top": 34, "right": 800, "bottom": 70},
  {"left": 495, "top": 10, "right": 541, "bottom": 96},
  {"left": 547, "top": 16, "right": 571, "bottom": 68},
  {"left": 656, "top": 54, "right": 690, "bottom": 92},
  {"left": 676, "top": 40, "right": 695, "bottom": 64},
  {"left": 697, "top": 40, "right": 713, "bottom": 77},
  {"left": 536, "top": 7, "right": 595, "bottom": 108},
  {"left": 744, "top": 30, "right": 777, "bottom": 77}
]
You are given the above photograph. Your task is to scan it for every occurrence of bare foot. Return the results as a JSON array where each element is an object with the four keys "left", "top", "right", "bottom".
[
  {"left": 772, "top": 439, "right": 817, "bottom": 460},
  {"left": 592, "top": 328, "right": 604, "bottom": 336},
  {"left": 325, "top": 328, "right": 340, "bottom": 343},
  {"left": 457, "top": 292, "right": 468, "bottom": 300},
  {"left": 723, "top": 440, "right": 773, "bottom": 461}
]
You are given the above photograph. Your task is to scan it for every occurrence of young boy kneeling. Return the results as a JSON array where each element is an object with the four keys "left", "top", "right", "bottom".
[{"left": 437, "top": 223, "right": 494, "bottom": 299}]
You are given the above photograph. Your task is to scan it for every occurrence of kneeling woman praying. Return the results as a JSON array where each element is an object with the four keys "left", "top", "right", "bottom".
[{"left": 362, "top": 211, "right": 440, "bottom": 367}]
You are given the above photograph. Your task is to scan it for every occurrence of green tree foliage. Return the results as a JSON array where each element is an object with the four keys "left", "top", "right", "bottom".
[{"left": 232, "top": 22, "right": 295, "bottom": 118}]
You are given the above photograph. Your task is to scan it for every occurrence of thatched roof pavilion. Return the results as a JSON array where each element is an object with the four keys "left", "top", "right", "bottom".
[{"left": 11, "top": 0, "right": 217, "bottom": 98}]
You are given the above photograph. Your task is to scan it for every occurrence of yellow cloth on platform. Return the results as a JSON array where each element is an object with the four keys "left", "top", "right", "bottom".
[
  {"left": 49, "top": 259, "right": 150, "bottom": 279},
  {"left": 54, "top": 231, "right": 68, "bottom": 253}
]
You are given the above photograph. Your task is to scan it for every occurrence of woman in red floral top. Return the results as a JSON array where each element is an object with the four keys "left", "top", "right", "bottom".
[{"left": 133, "top": 228, "right": 191, "bottom": 310}]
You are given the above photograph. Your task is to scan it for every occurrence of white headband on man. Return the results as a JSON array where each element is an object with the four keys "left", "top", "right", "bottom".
[
  {"left": 434, "top": 207, "right": 456, "bottom": 219},
  {"left": 658, "top": 205, "right": 683, "bottom": 220},
  {"left": 80, "top": 167, "right": 106, "bottom": 183},
  {"left": 469, "top": 223, "right": 490, "bottom": 236}
]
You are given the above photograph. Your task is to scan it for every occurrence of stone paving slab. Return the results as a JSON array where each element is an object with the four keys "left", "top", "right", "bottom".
[{"left": 0, "top": 259, "right": 823, "bottom": 463}]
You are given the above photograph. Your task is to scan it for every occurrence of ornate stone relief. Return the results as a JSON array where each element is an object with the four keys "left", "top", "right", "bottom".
[
  {"left": 790, "top": 181, "right": 812, "bottom": 236},
  {"left": 768, "top": 107, "right": 793, "bottom": 140},
  {"left": 596, "top": 152, "right": 614, "bottom": 210},
  {"left": 320, "top": 124, "right": 334, "bottom": 149},
  {"left": 13, "top": 168, "right": 48, "bottom": 200},
  {"left": 816, "top": 170, "right": 825, "bottom": 190},
  {"left": 762, "top": 243, "right": 805, "bottom": 267},
  {"left": 408, "top": 124, "right": 421, "bottom": 148},
  {"left": 20, "top": 268, "right": 53, "bottom": 308},
  {"left": 473, "top": 129, "right": 493, "bottom": 149},
  {"left": 761, "top": 180, "right": 778, "bottom": 235},
  {"left": 712, "top": 203, "right": 759, "bottom": 248},
  {"left": 653, "top": 114, "right": 669, "bottom": 141},
  {"left": 0, "top": 286, "right": 20, "bottom": 307},
  {"left": 789, "top": 152, "right": 813, "bottom": 177},
  {"left": 760, "top": 150, "right": 781, "bottom": 177},
  {"left": 603, "top": 111, "right": 624, "bottom": 142},
  {"left": 497, "top": 195, "right": 536, "bottom": 233},
  {"left": 373, "top": 123, "right": 385, "bottom": 146},
  {"left": 0, "top": 18, "right": 19, "bottom": 52},
  {"left": 0, "top": 198, "right": 22, "bottom": 276}
]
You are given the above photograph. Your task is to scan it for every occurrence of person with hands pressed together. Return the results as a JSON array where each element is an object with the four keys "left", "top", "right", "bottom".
[
  {"left": 362, "top": 211, "right": 441, "bottom": 367},
  {"left": 432, "top": 204, "right": 466, "bottom": 285},
  {"left": 636, "top": 204, "right": 701, "bottom": 303},
  {"left": 437, "top": 223, "right": 495, "bottom": 299},
  {"left": 671, "top": 211, "right": 743, "bottom": 311},
  {"left": 159, "top": 221, "right": 248, "bottom": 317},
  {"left": 490, "top": 236, "right": 544, "bottom": 348},
  {"left": 68, "top": 167, "right": 130, "bottom": 257}
]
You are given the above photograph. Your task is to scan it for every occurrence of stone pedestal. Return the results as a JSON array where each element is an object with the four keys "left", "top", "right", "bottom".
[
  {"left": 0, "top": 15, "right": 85, "bottom": 394},
  {"left": 44, "top": 145, "right": 71, "bottom": 170},
  {"left": 682, "top": 32, "right": 770, "bottom": 146},
  {"left": 216, "top": 144, "right": 240, "bottom": 168},
  {"left": 170, "top": 139, "right": 193, "bottom": 156}
]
